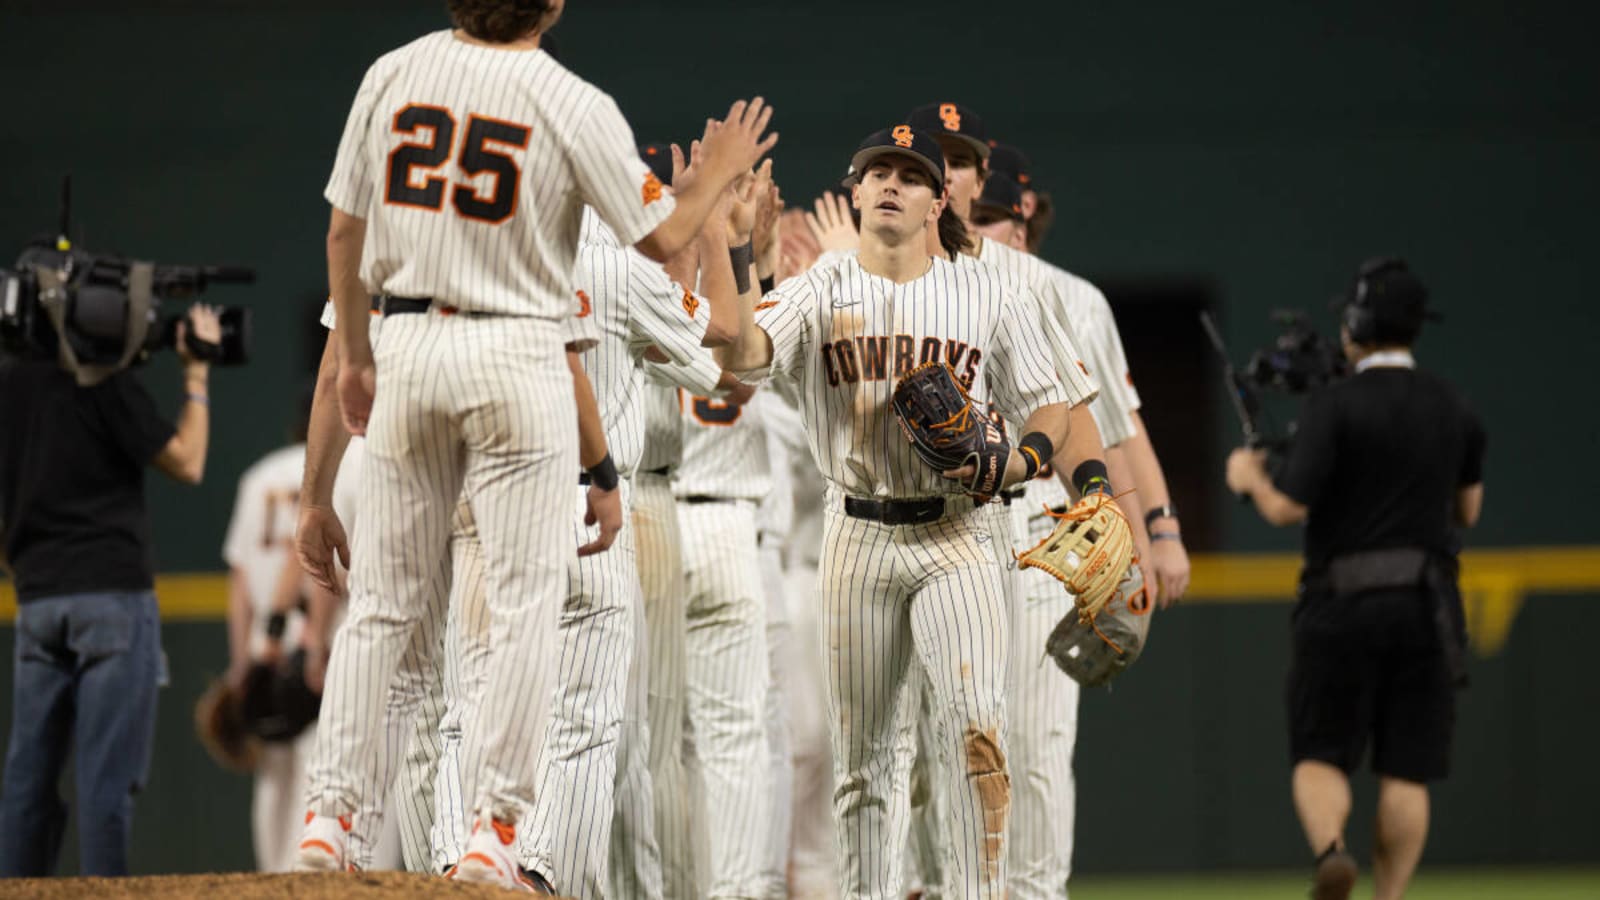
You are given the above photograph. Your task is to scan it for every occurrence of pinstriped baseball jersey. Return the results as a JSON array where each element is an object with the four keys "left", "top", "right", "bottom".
[
  {"left": 223, "top": 445, "right": 311, "bottom": 650},
  {"left": 325, "top": 30, "right": 674, "bottom": 318},
  {"left": 637, "top": 383, "right": 687, "bottom": 473},
  {"left": 674, "top": 392, "right": 772, "bottom": 502},
  {"left": 575, "top": 209, "right": 721, "bottom": 475},
  {"left": 753, "top": 254, "right": 1090, "bottom": 498},
  {"left": 973, "top": 238, "right": 1139, "bottom": 446}
]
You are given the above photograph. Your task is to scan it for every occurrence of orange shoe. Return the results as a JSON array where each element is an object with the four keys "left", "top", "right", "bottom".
[{"left": 295, "top": 811, "right": 356, "bottom": 872}]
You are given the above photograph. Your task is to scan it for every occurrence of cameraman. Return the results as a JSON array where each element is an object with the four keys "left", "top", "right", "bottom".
[
  {"left": 1225, "top": 259, "right": 1484, "bottom": 900},
  {"left": 0, "top": 304, "right": 220, "bottom": 877}
]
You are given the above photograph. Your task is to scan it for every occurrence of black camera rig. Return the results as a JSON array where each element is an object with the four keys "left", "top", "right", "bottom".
[
  {"left": 0, "top": 180, "right": 254, "bottom": 384},
  {"left": 1200, "top": 309, "right": 1347, "bottom": 452}
]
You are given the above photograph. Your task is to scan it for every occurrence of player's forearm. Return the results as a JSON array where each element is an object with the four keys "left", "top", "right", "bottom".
[
  {"left": 637, "top": 175, "right": 736, "bottom": 263},
  {"left": 1106, "top": 445, "right": 1151, "bottom": 559},
  {"left": 226, "top": 568, "right": 254, "bottom": 666},
  {"left": 712, "top": 274, "right": 772, "bottom": 373},
  {"left": 1052, "top": 403, "right": 1110, "bottom": 499},
  {"left": 327, "top": 209, "right": 370, "bottom": 363},
  {"left": 1125, "top": 411, "right": 1178, "bottom": 532},
  {"left": 569, "top": 350, "right": 609, "bottom": 468},
  {"left": 302, "top": 334, "right": 352, "bottom": 507},
  {"left": 698, "top": 222, "right": 739, "bottom": 347}
]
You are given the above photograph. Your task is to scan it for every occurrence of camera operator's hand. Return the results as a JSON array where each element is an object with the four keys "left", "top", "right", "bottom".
[
  {"left": 338, "top": 348, "right": 377, "bottom": 436},
  {"left": 296, "top": 503, "right": 350, "bottom": 595},
  {"left": 176, "top": 304, "right": 222, "bottom": 374},
  {"left": 1226, "top": 447, "right": 1270, "bottom": 495}
]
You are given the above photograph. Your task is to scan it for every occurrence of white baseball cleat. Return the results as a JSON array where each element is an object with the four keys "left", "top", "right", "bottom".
[
  {"left": 450, "top": 817, "right": 553, "bottom": 893},
  {"left": 295, "top": 811, "right": 355, "bottom": 872}
]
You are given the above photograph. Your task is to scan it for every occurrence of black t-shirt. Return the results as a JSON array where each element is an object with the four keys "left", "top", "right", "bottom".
[
  {"left": 0, "top": 358, "right": 176, "bottom": 601},
  {"left": 1274, "top": 365, "right": 1486, "bottom": 571}
]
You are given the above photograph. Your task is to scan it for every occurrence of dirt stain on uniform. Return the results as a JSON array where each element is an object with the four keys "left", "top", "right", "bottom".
[{"left": 964, "top": 724, "right": 1010, "bottom": 882}]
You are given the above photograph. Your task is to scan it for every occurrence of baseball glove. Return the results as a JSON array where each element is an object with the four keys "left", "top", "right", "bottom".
[
  {"left": 238, "top": 649, "right": 323, "bottom": 743},
  {"left": 1044, "top": 559, "right": 1153, "bottom": 687},
  {"left": 1017, "top": 492, "right": 1150, "bottom": 686},
  {"left": 891, "top": 361, "right": 1011, "bottom": 500},
  {"left": 194, "top": 678, "right": 260, "bottom": 773}
]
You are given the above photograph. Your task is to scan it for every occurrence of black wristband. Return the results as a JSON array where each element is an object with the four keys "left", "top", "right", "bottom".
[
  {"left": 729, "top": 242, "right": 753, "bottom": 294},
  {"left": 587, "top": 453, "right": 620, "bottom": 492},
  {"left": 759, "top": 274, "right": 775, "bottom": 296},
  {"left": 1071, "top": 459, "right": 1112, "bottom": 498},
  {"left": 1017, "top": 432, "right": 1054, "bottom": 482},
  {"left": 1145, "top": 504, "right": 1178, "bottom": 531},
  {"left": 265, "top": 612, "right": 287, "bottom": 641}
]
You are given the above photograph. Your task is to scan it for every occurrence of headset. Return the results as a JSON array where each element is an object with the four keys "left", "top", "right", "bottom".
[{"left": 1343, "top": 256, "right": 1429, "bottom": 346}]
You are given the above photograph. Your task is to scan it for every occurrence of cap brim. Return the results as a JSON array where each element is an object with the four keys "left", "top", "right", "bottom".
[
  {"left": 931, "top": 132, "right": 991, "bottom": 161},
  {"left": 849, "top": 146, "right": 944, "bottom": 191}
]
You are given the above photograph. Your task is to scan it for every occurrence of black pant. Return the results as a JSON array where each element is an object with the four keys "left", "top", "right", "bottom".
[{"left": 1287, "top": 586, "right": 1457, "bottom": 782}]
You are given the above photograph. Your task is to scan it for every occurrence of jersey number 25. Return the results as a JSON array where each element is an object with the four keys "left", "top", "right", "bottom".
[{"left": 386, "top": 104, "right": 530, "bottom": 225}]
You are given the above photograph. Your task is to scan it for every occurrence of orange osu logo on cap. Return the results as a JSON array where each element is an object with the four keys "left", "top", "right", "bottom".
[
  {"left": 939, "top": 103, "right": 961, "bottom": 131},
  {"left": 891, "top": 125, "right": 914, "bottom": 148},
  {"left": 642, "top": 171, "right": 663, "bottom": 206}
]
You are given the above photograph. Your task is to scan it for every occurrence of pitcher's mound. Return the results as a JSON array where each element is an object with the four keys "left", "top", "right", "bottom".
[{"left": 0, "top": 871, "right": 577, "bottom": 899}]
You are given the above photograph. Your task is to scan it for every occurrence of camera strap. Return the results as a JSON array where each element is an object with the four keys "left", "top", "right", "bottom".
[{"left": 33, "top": 261, "right": 155, "bottom": 386}]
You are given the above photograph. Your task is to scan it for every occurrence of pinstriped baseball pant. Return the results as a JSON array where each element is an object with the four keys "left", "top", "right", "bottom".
[
  {"left": 895, "top": 502, "right": 1018, "bottom": 898},
  {"left": 1005, "top": 504, "right": 1080, "bottom": 899},
  {"left": 822, "top": 491, "right": 1012, "bottom": 900},
  {"left": 677, "top": 499, "right": 773, "bottom": 899},
  {"left": 632, "top": 474, "right": 705, "bottom": 900},
  {"left": 758, "top": 541, "right": 795, "bottom": 899},
  {"left": 522, "top": 480, "right": 662, "bottom": 898},
  {"left": 308, "top": 314, "right": 574, "bottom": 850}
]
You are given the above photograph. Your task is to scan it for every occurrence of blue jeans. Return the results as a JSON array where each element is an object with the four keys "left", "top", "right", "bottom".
[{"left": 0, "top": 590, "right": 164, "bottom": 877}]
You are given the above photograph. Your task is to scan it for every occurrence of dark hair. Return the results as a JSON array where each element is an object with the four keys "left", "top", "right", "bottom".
[
  {"left": 447, "top": 0, "right": 550, "bottom": 43},
  {"left": 937, "top": 205, "right": 973, "bottom": 259},
  {"left": 1025, "top": 190, "right": 1054, "bottom": 254}
]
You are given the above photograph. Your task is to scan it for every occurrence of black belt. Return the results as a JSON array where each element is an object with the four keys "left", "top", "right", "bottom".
[
  {"left": 638, "top": 466, "right": 671, "bottom": 478},
  {"left": 680, "top": 495, "right": 730, "bottom": 504},
  {"left": 379, "top": 295, "right": 499, "bottom": 318},
  {"left": 844, "top": 496, "right": 946, "bottom": 525}
]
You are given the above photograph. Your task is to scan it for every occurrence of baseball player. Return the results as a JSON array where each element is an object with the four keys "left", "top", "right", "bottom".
[
  {"left": 297, "top": 299, "right": 453, "bottom": 874},
  {"left": 715, "top": 126, "right": 1105, "bottom": 898},
  {"left": 908, "top": 104, "right": 1192, "bottom": 897},
  {"left": 673, "top": 379, "right": 775, "bottom": 899},
  {"left": 222, "top": 398, "right": 346, "bottom": 872},
  {"left": 431, "top": 187, "right": 750, "bottom": 896},
  {"left": 296, "top": 0, "right": 776, "bottom": 884}
]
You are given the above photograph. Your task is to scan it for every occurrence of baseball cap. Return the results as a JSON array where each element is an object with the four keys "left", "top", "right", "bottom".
[
  {"left": 971, "top": 175, "right": 1025, "bottom": 223},
  {"left": 638, "top": 143, "right": 673, "bottom": 187},
  {"left": 986, "top": 142, "right": 1032, "bottom": 187},
  {"left": 849, "top": 126, "right": 946, "bottom": 191},
  {"left": 905, "top": 102, "right": 989, "bottom": 160},
  {"left": 1340, "top": 257, "right": 1440, "bottom": 341}
]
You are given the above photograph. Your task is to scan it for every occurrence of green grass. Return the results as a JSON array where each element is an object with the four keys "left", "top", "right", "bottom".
[{"left": 1069, "top": 867, "right": 1600, "bottom": 899}]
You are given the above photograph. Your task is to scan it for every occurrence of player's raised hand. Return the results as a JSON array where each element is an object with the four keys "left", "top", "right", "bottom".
[
  {"left": 295, "top": 503, "right": 350, "bottom": 595},
  {"left": 755, "top": 175, "right": 784, "bottom": 281},
  {"left": 671, "top": 137, "right": 705, "bottom": 194},
  {"left": 579, "top": 483, "right": 624, "bottom": 557},
  {"left": 807, "top": 192, "right": 859, "bottom": 253},
  {"left": 727, "top": 162, "right": 767, "bottom": 245},
  {"left": 701, "top": 97, "right": 778, "bottom": 185}
]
